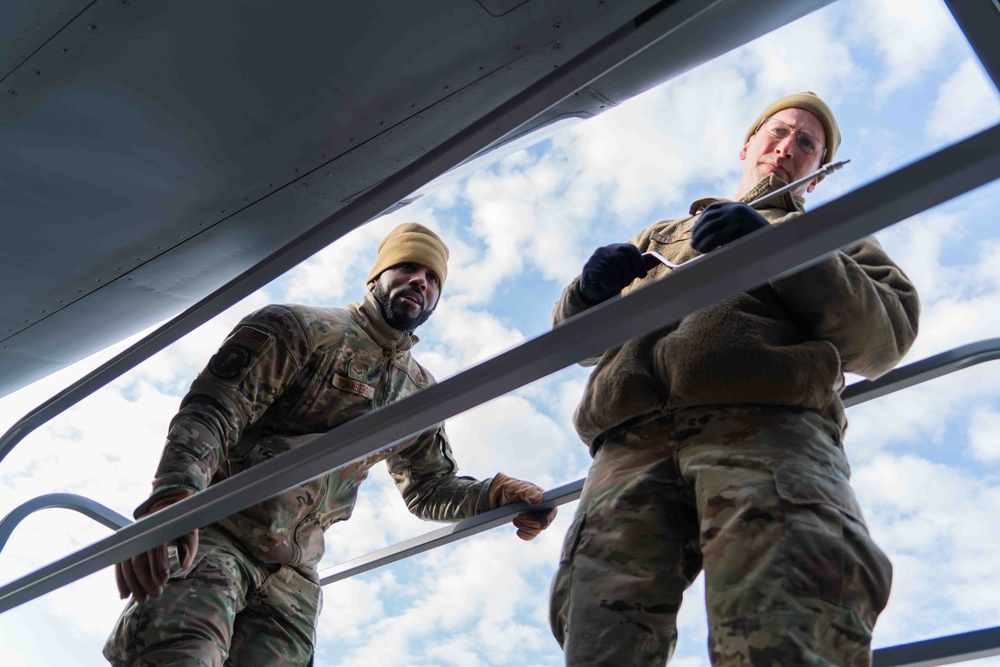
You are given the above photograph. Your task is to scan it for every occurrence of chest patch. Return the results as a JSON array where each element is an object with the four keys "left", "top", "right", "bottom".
[
  {"left": 347, "top": 360, "right": 372, "bottom": 382},
  {"left": 332, "top": 374, "right": 375, "bottom": 400},
  {"left": 651, "top": 229, "right": 692, "bottom": 244}
]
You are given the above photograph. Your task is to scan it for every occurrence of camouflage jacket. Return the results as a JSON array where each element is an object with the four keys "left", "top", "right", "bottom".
[
  {"left": 554, "top": 174, "right": 921, "bottom": 449},
  {"left": 149, "top": 293, "right": 493, "bottom": 571}
]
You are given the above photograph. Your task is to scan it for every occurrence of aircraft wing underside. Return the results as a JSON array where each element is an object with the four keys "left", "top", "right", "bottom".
[{"left": 0, "top": 0, "right": 832, "bottom": 399}]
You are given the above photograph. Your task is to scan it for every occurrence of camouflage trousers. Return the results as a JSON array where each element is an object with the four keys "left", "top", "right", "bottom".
[
  {"left": 550, "top": 406, "right": 892, "bottom": 667},
  {"left": 104, "top": 526, "right": 320, "bottom": 666}
]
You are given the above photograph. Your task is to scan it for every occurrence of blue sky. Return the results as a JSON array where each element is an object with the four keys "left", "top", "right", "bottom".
[{"left": 2, "top": 0, "right": 1000, "bottom": 665}]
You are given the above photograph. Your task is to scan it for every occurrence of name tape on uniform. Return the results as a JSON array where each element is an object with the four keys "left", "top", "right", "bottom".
[{"left": 332, "top": 374, "right": 375, "bottom": 400}]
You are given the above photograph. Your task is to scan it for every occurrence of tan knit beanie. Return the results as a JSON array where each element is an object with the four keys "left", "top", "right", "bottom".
[
  {"left": 745, "top": 92, "right": 841, "bottom": 166},
  {"left": 366, "top": 223, "right": 449, "bottom": 288}
]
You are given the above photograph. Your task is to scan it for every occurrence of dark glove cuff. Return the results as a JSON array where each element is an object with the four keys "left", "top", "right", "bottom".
[
  {"left": 577, "top": 277, "right": 622, "bottom": 306},
  {"left": 136, "top": 485, "right": 198, "bottom": 519},
  {"left": 575, "top": 280, "right": 604, "bottom": 306}
]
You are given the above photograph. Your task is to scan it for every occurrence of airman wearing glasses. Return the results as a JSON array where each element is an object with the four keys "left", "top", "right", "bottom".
[
  {"left": 549, "top": 93, "right": 920, "bottom": 666},
  {"left": 739, "top": 112, "right": 827, "bottom": 197}
]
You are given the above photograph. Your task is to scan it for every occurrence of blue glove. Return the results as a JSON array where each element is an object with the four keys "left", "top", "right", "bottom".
[
  {"left": 577, "top": 243, "right": 647, "bottom": 305},
  {"left": 691, "top": 202, "right": 770, "bottom": 253}
]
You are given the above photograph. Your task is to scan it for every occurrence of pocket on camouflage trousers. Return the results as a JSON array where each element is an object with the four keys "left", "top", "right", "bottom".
[{"left": 773, "top": 460, "right": 892, "bottom": 626}]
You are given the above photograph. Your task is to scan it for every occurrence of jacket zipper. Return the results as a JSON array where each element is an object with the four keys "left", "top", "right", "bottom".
[
  {"left": 290, "top": 342, "right": 393, "bottom": 566},
  {"left": 289, "top": 474, "right": 330, "bottom": 567},
  {"left": 375, "top": 343, "right": 395, "bottom": 407}
]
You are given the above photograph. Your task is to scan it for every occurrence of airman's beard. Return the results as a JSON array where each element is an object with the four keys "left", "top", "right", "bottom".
[{"left": 371, "top": 282, "right": 434, "bottom": 331}]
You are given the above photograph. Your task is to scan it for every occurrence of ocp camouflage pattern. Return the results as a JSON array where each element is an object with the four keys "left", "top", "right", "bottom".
[
  {"left": 550, "top": 406, "right": 893, "bottom": 667},
  {"left": 106, "top": 294, "right": 493, "bottom": 665},
  {"left": 104, "top": 526, "right": 319, "bottom": 666},
  {"left": 148, "top": 293, "right": 492, "bottom": 570}
]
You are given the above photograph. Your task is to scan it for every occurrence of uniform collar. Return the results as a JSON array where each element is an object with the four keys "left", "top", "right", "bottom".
[
  {"left": 347, "top": 292, "right": 418, "bottom": 353},
  {"left": 689, "top": 174, "right": 806, "bottom": 215}
]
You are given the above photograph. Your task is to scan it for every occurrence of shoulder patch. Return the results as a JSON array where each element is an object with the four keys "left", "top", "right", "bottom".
[
  {"left": 208, "top": 345, "right": 251, "bottom": 378},
  {"left": 225, "top": 326, "right": 271, "bottom": 353}
]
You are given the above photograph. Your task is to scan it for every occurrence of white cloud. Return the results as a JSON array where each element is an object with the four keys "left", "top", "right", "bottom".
[
  {"left": 553, "top": 61, "right": 752, "bottom": 225},
  {"left": 457, "top": 150, "right": 599, "bottom": 294},
  {"left": 847, "top": 0, "right": 958, "bottom": 101},
  {"left": 926, "top": 57, "right": 1000, "bottom": 142},
  {"left": 0, "top": 570, "right": 124, "bottom": 667},
  {"left": 315, "top": 570, "right": 394, "bottom": 643},
  {"left": 853, "top": 454, "right": 1000, "bottom": 646},
  {"left": 977, "top": 240, "right": 1000, "bottom": 291},
  {"left": 874, "top": 210, "right": 966, "bottom": 306},
  {"left": 318, "top": 525, "right": 569, "bottom": 667},
  {"left": 280, "top": 206, "right": 439, "bottom": 305},
  {"left": 742, "top": 9, "right": 861, "bottom": 106},
  {"left": 417, "top": 302, "right": 525, "bottom": 379},
  {"left": 831, "top": 190, "right": 1000, "bottom": 456},
  {"left": 444, "top": 394, "right": 572, "bottom": 487},
  {"left": 968, "top": 408, "right": 1000, "bottom": 462},
  {"left": 873, "top": 201, "right": 1000, "bottom": 362}
]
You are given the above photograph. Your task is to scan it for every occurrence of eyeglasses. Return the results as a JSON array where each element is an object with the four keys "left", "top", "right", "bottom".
[{"left": 755, "top": 117, "right": 826, "bottom": 157}]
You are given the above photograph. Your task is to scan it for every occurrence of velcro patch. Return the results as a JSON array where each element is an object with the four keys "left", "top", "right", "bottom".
[
  {"left": 332, "top": 374, "right": 375, "bottom": 400},
  {"left": 651, "top": 229, "right": 692, "bottom": 244},
  {"left": 208, "top": 345, "right": 251, "bottom": 378},
  {"left": 225, "top": 326, "right": 270, "bottom": 353},
  {"left": 347, "top": 360, "right": 371, "bottom": 383}
]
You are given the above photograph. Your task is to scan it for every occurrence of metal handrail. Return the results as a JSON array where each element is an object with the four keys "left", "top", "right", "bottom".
[
  {"left": 319, "top": 338, "right": 1000, "bottom": 585},
  {"left": 0, "top": 494, "right": 129, "bottom": 556},
  {"left": 7, "top": 318, "right": 995, "bottom": 579},
  {"left": 2, "top": 335, "right": 996, "bottom": 667},
  {"left": 0, "top": 120, "right": 997, "bottom": 615},
  {"left": 841, "top": 338, "right": 1000, "bottom": 407},
  {"left": 1, "top": 496, "right": 996, "bottom": 667},
  {"left": 872, "top": 626, "right": 1000, "bottom": 667},
  {"left": 321, "top": 480, "right": 582, "bottom": 585},
  {"left": 0, "top": 335, "right": 997, "bottom": 667},
  {"left": 945, "top": 0, "right": 1000, "bottom": 93}
]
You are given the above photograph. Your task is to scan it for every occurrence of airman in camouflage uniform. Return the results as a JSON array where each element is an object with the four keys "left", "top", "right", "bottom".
[
  {"left": 105, "top": 223, "right": 556, "bottom": 666},
  {"left": 549, "top": 94, "right": 920, "bottom": 666}
]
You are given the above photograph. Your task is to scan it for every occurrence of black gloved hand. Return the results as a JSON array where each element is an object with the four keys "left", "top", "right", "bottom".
[
  {"left": 577, "top": 243, "right": 647, "bottom": 305},
  {"left": 691, "top": 202, "right": 770, "bottom": 253}
]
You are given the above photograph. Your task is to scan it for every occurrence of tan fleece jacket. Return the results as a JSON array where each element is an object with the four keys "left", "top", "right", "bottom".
[{"left": 553, "top": 175, "right": 921, "bottom": 449}]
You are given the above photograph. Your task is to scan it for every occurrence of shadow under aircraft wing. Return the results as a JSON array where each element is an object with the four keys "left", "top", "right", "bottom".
[{"left": 0, "top": 0, "right": 834, "bottom": 400}]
